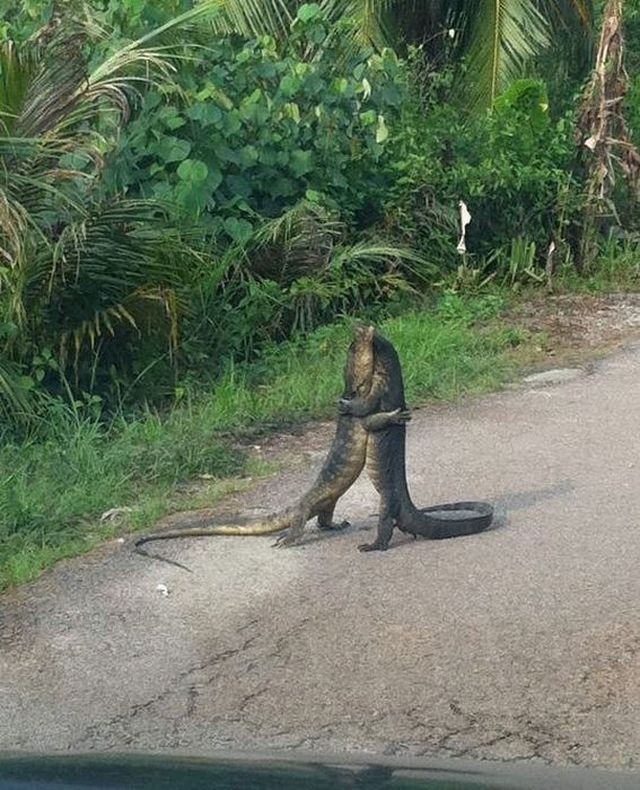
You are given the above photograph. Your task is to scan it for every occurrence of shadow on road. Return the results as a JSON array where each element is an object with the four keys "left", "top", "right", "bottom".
[{"left": 491, "top": 479, "right": 575, "bottom": 513}]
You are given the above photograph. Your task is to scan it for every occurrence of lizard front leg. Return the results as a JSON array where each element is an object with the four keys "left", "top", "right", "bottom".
[{"left": 362, "top": 408, "right": 411, "bottom": 432}]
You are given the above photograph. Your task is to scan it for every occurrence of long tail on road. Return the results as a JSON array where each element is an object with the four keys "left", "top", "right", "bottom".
[{"left": 133, "top": 511, "right": 294, "bottom": 570}]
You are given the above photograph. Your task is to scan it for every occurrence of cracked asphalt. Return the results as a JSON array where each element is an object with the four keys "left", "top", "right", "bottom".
[{"left": 2, "top": 343, "right": 640, "bottom": 772}]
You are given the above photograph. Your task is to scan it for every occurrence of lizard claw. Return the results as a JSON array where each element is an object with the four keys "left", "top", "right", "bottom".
[
  {"left": 358, "top": 541, "right": 389, "bottom": 552},
  {"left": 318, "top": 519, "right": 351, "bottom": 531},
  {"left": 272, "top": 531, "right": 301, "bottom": 548}
]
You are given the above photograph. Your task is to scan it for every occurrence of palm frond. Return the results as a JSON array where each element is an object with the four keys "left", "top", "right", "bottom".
[
  {"left": 251, "top": 199, "right": 342, "bottom": 253},
  {"left": 330, "top": 241, "right": 436, "bottom": 284},
  {"left": 0, "top": 357, "right": 34, "bottom": 423},
  {"left": 226, "top": 199, "right": 343, "bottom": 285},
  {"left": 3, "top": 2, "right": 220, "bottom": 142},
  {"left": 184, "top": 0, "right": 592, "bottom": 103},
  {"left": 25, "top": 199, "right": 182, "bottom": 365},
  {"left": 463, "top": 0, "right": 550, "bottom": 109},
  {"left": 548, "top": 0, "right": 593, "bottom": 27},
  {"left": 286, "top": 239, "right": 434, "bottom": 333},
  {"left": 209, "top": 0, "right": 293, "bottom": 40},
  {"left": 319, "top": 0, "right": 397, "bottom": 53},
  {"left": 0, "top": 42, "right": 39, "bottom": 136},
  {"left": 534, "top": 0, "right": 594, "bottom": 87}
]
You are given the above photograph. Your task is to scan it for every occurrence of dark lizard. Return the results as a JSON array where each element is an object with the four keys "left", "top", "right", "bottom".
[
  {"left": 338, "top": 329, "right": 490, "bottom": 552},
  {"left": 133, "top": 325, "right": 410, "bottom": 561}
]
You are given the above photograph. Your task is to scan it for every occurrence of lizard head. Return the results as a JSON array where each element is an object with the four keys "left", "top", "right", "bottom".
[{"left": 343, "top": 324, "right": 375, "bottom": 398}]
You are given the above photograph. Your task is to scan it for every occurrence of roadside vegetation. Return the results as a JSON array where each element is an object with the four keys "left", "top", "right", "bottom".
[{"left": 2, "top": 0, "right": 640, "bottom": 589}]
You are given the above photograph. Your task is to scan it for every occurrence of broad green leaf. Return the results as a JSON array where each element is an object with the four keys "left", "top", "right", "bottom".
[
  {"left": 245, "top": 88, "right": 263, "bottom": 105},
  {"left": 382, "top": 82, "right": 403, "bottom": 107},
  {"left": 196, "top": 84, "right": 233, "bottom": 110},
  {"left": 186, "top": 103, "right": 223, "bottom": 127},
  {"left": 206, "top": 168, "right": 224, "bottom": 192},
  {"left": 226, "top": 174, "right": 253, "bottom": 198},
  {"left": 152, "top": 136, "right": 191, "bottom": 163},
  {"left": 177, "top": 159, "right": 209, "bottom": 182},
  {"left": 152, "top": 182, "right": 173, "bottom": 200},
  {"left": 375, "top": 114, "right": 389, "bottom": 144},
  {"left": 238, "top": 145, "right": 259, "bottom": 168},
  {"left": 223, "top": 111, "right": 243, "bottom": 134},
  {"left": 17, "top": 376, "right": 34, "bottom": 390},
  {"left": 225, "top": 175, "right": 253, "bottom": 199},
  {"left": 359, "top": 109, "right": 376, "bottom": 126},
  {"left": 217, "top": 145, "right": 240, "bottom": 164},
  {"left": 161, "top": 109, "right": 186, "bottom": 130},
  {"left": 58, "top": 150, "right": 93, "bottom": 169},
  {"left": 280, "top": 74, "right": 301, "bottom": 97},
  {"left": 332, "top": 77, "right": 349, "bottom": 95},
  {"left": 270, "top": 177, "right": 296, "bottom": 197},
  {"left": 236, "top": 49, "right": 253, "bottom": 64},
  {"left": 307, "top": 22, "right": 327, "bottom": 44},
  {"left": 174, "top": 180, "right": 211, "bottom": 213},
  {"left": 283, "top": 102, "right": 301, "bottom": 123},
  {"left": 290, "top": 149, "right": 313, "bottom": 177},
  {"left": 223, "top": 217, "right": 254, "bottom": 244},
  {"left": 297, "top": 4, "right": 322, "bottom": 23}
]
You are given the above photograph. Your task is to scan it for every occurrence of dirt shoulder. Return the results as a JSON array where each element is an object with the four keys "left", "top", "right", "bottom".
[{"left": 509, "top": 291, "right": 640, "bottom": 363}]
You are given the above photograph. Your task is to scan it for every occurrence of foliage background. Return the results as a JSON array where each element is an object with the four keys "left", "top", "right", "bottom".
[{"left": 1, "top": 0, "right": 639, "bottom": 415}]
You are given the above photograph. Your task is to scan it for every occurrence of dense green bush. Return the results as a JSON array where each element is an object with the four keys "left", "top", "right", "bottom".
[
  {"left": 381, "top": 69, "right": 584, "bottom": 273},
  {"left": 102, "top": 6, "right": 405, "bottom": 241},
  {"left": 1, "top": 0, "right": 631, "bottom": 433},
  {"left": 0, "top": 0, "right": 193, "bottom": 41},
  {"left": 0, "top": 4, "right": 425, "bottom": 426}
]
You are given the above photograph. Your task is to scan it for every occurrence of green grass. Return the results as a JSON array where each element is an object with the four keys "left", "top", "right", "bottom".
[
  {"left": 0, "top": 289, "right": 543, "bottom": 591},
  {"left": 552, "top": 240, "right": 640, "bottom": 294}
]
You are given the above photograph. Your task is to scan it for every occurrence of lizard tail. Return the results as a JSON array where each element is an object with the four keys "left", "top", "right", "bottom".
[
  {"left": 132, "top": 546, "right": 194, "bottom": 573},
  {"left": 415, "top": 502, "right": 493, "bottom": 540},
  {"left": 133, "top": 511, "right": 294, "bottom": 566}
]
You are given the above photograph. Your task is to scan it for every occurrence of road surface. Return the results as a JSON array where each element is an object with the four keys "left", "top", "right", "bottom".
[{"left": 2, "top": 343, "right": 640, "bottom": 773}]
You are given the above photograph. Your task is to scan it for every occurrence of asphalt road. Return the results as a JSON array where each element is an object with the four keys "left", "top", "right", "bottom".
[{"left": 2, "top": 344, "right": 640, "bottom": 773}]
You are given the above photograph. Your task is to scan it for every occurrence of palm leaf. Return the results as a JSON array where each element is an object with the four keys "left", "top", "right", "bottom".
[
  {"left": 209, "top": 0, "right": 293, "bottom": 39},
  {"left": 546, "top": 0, "right": 593, "bottom": 27},
  {"left": 224, "top": 200, "right": 343, "bottom": 285},
  {"left": 0, "top": 357, "right": 34, "bottom": 423},
  {"left": 0, "top": 42, "right": 39, "bottom": 136},
  {"left": 23, "top": 199, "right": 183, "bottom": 365},
  {"left": 463, "top": 0, "right": 550, "bottom": 109},
  {"left": 534, "top": 0, "right": 594, "bottom": 86},
  {"left": 319, "top": 0, "right": 397, "bottom": 52},
  {"left": 206, "top": 0, "right": 590, "bottom": 107},
  {"left": 330, "top": 241, "right": 436, "bottom": 284}
]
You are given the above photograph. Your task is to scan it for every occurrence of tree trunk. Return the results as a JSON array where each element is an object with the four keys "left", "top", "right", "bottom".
[{"left": 576, "top": 0, "right": 640, "bottom": 268}]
